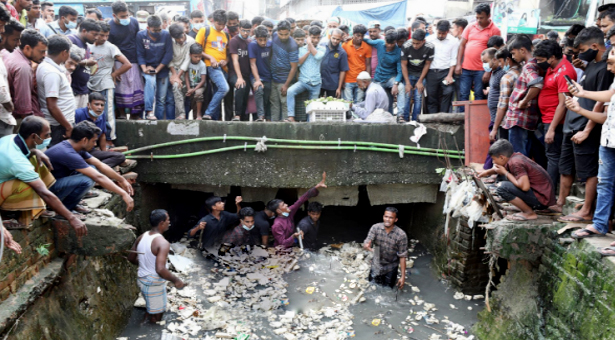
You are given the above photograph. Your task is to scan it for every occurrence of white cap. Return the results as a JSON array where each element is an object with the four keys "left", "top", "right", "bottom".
[
  {"left": 367, "top": 20, "right": 380, "bottom": 29},
  {"left": 357, "top": 71, "right": 371, "bottom": 80}
]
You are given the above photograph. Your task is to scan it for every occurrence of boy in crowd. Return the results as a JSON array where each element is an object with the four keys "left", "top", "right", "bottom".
[
  {"left": 287, "top": 26, "right": 326, "bottom": 122},
  {"left": 137, "top": 15, "right": 173, "bottom": 120},
  {"left": 167, "top": 23, "right": 194, "bottom": 120},
  {"left": 196, "top": 9, "right": 230, "bottom": 121},
  {"left": 68, "top": 18, "right": 100, "bottom": 108},
  {"left": 342, "top": 24, "right": 371, "bottom": 103},
  {"left": 184, "top": 44, "right": 207, "bottom": 120},
  {"left": 222, "top": 207, "right": 256, "bottom": 246},
  {"left": 401, "top": 28, "right": 433, "bottom": 122},
  {"left": 249, "top": 25, "right": 272, "bottom": 121},
  {"left": 74, "top": 92, "right": 136, "bottom": 174},
  {"left": 88, "top": 21, "right": 131, "bottom": 142},
  {"left": 490, "top": 48, "right": 521, "bottom": 143},
  {"left": 229, "top": 19, "right": 252, "bottom": 121},
  {"left": 482, "top": 47, "right": 507, "bottom": 170},
  {"left": 269, "top": 20, "right": 298, "bottom": 121},
  {"left": 188, "top": 10, "right": 204, "bottom": 39},
  {"left": 478, "top": 139, "right": 556, "bottom": 221},
  {"left": 298, "top": 201, "right": 323, "bottom": 250},
  {"left": 365, "top": 29, "right": 405, "bottom": 115}
]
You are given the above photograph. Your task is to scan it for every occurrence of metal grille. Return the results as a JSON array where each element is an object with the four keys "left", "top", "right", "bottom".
[{"left": 309, "top": 110, "right": 347, "bottom": 122}]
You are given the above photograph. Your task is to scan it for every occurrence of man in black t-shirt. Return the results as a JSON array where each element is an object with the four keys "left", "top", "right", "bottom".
[
  {"left": 250, "top": 203, "right": 276, "bottom": 246},
  {"left": 555, "top": 27, "right": 613, "bottom": 225},
  {"left": 229, "top": 19, "right": 253, "bottom": 121},
  {"left": 401, "top": 29, "right": 434, "bottom": 122}
]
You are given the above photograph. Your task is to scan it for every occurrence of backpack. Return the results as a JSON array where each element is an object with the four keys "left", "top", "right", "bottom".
[{"left": 200, "top": 26, "right": 230, "bottom": 50}]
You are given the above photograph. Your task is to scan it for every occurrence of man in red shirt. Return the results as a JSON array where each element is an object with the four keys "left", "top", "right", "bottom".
[
  {"left": 455, "top": 4, "right": 501, "bottom": 107},
  {"left": 535, "top": 39, "right": 577, "bottom": 188},
  {"left": 479, "top": 140, "right": 556, "bottom": 221}
]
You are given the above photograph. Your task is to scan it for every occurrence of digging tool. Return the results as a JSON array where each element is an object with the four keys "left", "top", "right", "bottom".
[
  {"left": 296, "top": 227, "right": 303, "bottom": 249},
  {"left": 198, "top": 228, "right": 204, "bottom": 249}
]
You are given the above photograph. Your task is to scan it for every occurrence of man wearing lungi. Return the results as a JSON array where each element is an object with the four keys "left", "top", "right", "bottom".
[
  {"left": 0, "top": 116, "right": 86, "bottom": 235},
  {"left": 128, "top": 209, "right": 185, "bottom": 323}
]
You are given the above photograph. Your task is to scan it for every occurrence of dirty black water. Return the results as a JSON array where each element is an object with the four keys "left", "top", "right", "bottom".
[{"left": 119, "top": 243, "right": 482, "bottom": 340}]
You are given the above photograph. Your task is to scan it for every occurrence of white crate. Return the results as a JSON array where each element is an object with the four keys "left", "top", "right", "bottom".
[{"left": 308, "top": 110, "right": 347, "bottom": 122}]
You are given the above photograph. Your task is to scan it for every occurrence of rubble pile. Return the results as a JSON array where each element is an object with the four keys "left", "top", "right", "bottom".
[{"left": 126, "top": 239, "right": 478, "bottom": 340}]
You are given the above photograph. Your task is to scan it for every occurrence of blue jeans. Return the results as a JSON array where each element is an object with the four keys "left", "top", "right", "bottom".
[
  {"left": 50, "top": 173, "right": 95, "bottom": 211},
  {"left": 507, "top": 126, "right": 530, "bottom": 156},
  {"left": 287, "top": 81, "right": 321, "bottom": 117},
  {"left": 404, "top": 75, "right": 424, "bottom": 121},
  {"left": 459, "top": 69, "right": 485, "bottom": 112},
  {"left": 205, "top": 66, "right": 229, "bottom": 120},
  {"left": 343, "top": 83, "right": 364, "bottom": 103},
  {"left": 593, "top": 146, "right": 615, "bottom": 234},
  {"left": 143, "top": 74, "right": 168, "bottom": 119},
  {"left": 374, "top": 76, "right": 405, "bottom": 116}
]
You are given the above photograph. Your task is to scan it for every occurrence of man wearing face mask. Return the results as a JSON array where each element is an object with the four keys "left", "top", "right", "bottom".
[
  {"left": 36, "top": 35, "right": 75, "bottom": 147},
  {"left": 188, "top": 10, "right": 204, "bottom": 39},
  {"left": 74, "top": 92, "right": 136, "bottom": 174},
  {"left": 552, "top": 27, "right": 612, "bottom": 225},
  {"left": 108, "top": 1, "right": 144, "bottom": 120},
  {"left": 45, "top": 120, "right": 134, "bottom": 215},
  {"left": 0, "top": 116, "right": 88, "bottom": 236},
  {"left": 39, "top": 5, "right": 77, "bottom": 38},
  {"left": 136, "top": 15, "right": 173, "bottom": 120},
  {"left": 271, "top": 172, "right": 327, "bottom": 248},
  {"left": 535, "top": 39, "right": 576, "bottom": 188},
  {"left": 222, "top": 207, "right": 257, "bottom": 246}
]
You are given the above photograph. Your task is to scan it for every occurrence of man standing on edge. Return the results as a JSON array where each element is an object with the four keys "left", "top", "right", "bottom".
[
  {"left": 401, "top": 29, "right": 434, "bottom": 122},
  {"left": 363, "top": 207, "right": 408, "bottom": 289},
  {"left": 342, "top": 24, "right": 371, "bottom": 103},
  {"left": 269, "top": 20, "right": 298, "bottom": 121},
  {"left": 320, "top": 28, "right": 348, "bottom": 98},
  {"left": 455, "top": 4, "right": 501, "bottom": 107},
  {"left": 128, "top": 209, "right": 185, "bottom": 323},
  {"left": 425, "top": 21, "right": 458, "bottom": 114}
]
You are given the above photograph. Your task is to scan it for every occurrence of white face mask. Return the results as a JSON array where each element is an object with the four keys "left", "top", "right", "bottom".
[{"left": 242, "top": 224, "right": 254, "bottom": 231}]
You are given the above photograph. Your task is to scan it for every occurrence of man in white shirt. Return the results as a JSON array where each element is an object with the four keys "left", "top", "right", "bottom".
[
  {"left": 36, "top": 35, "right": 75, "bottom": 147},
  {"left": 425, "top": 20, "right": 459, "bottom": 113},
  {"left": 0, "top": 49, "right": 13, "bottom": 138}
]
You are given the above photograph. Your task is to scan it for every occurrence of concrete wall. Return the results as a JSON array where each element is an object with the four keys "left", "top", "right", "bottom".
[{"left": 115, "top": 120, "right": 464, "bottom": 191}]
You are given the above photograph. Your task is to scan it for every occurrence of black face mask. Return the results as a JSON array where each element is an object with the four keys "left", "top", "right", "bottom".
[
  {"left": 537, "top": 60, "right": 550, "bottom": 71},
  {"left": 565, "top": 54, "right": 573, "bottom": 63},
  {"left": 578, "top": 48, "right": 598, "bottom": 62}
]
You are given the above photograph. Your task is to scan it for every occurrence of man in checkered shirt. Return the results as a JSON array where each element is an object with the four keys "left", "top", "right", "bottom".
[{"left": 363, "top": 207, "right": 408, "bottom": 289}]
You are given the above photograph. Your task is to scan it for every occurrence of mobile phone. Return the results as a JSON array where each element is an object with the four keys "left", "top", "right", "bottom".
[
  {"left": 564, "top": 75, "right": 575, "bottom": 88},
  {"left": 148, "top": 69, "right": 156, "bottom": 74}
]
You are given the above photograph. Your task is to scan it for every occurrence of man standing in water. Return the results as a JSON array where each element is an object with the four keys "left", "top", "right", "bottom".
[
  {"left": 128, "top": 209, "right": 185, "bottom": 323},
  {"left": 270, "top": 172, "right": 327, "bottom": 248},
  {"left": 188, "top": 195, "right": 243, "bottom": 250},
  {"left": 363, "top": 207, "right": 408, "bottom": 289}
]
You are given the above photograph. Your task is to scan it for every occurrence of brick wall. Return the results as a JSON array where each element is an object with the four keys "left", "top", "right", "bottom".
[
  {"left": 446, "top": 216, "right": 490, "bottom": 295},
  {"left": 0, "top": 219, "right": 56, "bottom": 303}
]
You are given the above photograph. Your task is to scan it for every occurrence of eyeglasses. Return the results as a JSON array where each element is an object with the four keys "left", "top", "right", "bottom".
[{"left": 240, "top": 29, "right": 250, "bottom": 34}]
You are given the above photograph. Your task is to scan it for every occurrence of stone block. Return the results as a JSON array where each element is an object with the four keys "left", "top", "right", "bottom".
[
  {"left": 51, "top": 215, "right": 136, "bottom": 256},
  {"left": 366, "top": 183, "right": 437, "bottom": 205}
]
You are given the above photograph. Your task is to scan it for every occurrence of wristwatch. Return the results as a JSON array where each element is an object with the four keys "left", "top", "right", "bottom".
[{"left": 394, "top": 81, "right": 399, "bottom": 85}]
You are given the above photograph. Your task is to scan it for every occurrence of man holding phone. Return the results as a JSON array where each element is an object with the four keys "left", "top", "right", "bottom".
[
  {"left": 535, "top": 39, "right": 577, "bottom": 188},
  {"left": 136, "top": 14, "right": 173, "bottom": 120},
  {"left": 553, "top": 27, "right": 613, "bottom": 224}
]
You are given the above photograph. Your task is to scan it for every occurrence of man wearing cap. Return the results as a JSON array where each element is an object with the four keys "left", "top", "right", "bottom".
[
  {"left": 367, "top": 21, "right": 381, "bottom": 78},
  {"left": 351, "top": 71, "right": 388, "bottom": 119},
  {"left": 137, "top": 10, "right": 148, "bottom": 30}
]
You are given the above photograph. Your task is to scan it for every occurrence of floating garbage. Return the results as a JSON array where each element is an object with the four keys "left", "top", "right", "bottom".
[{"left": 371, "top": 319, "right": 381, "bottom": 326}]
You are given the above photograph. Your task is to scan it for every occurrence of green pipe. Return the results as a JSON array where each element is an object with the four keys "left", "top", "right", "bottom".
[
  {"left": 123, "top": 136, "right": 464, "bottom": 156},
  {"left": 125, "top": 144, "right": 464, "bottom": 160}
]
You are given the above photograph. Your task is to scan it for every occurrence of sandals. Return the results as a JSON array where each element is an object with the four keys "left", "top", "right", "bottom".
[
  {"left": 84, "top": 191, "right": 99, "bottom": 199},
  {"left": 284, "top": 117, "right": 296, "bottom": 122},
  {"left": 256, "top": 116, "right": 265, "bottom": 122},
  {"left": 397, "top": 115, "right": 406, "bottom": 124},
  {"left": 231, "top": 116, "right": 241, "bottom": 121},
  {"left": 597, "top": 247, "right": 615, "bottom": 257},
  {"left": 203, "top": 115, "right": 212, "bottom": 120},
  {"left": 146, "top": 113, "right": 157, "bottom": 120},
  {"left": 74, "top": 204, "right": 91, "bottom": 214},
  {"left": 176, "top": 114, "right": 186, "bottom": 120},
  {"left": 571, "top": 227, "right": 605, "bottom": 239},
  {"left": 536, "top": 208, "right": 562, "bottom": 216},
  {"left": 557, "top": 214, "right": 593, "bottom": 223}
]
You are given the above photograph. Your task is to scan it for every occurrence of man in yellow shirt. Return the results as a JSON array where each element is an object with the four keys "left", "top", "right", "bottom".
[{"left": 195, "top": 9, "right": 230, "bottom": 120}]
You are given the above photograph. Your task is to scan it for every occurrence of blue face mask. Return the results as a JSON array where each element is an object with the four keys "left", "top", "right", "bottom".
[
  {"left": 193, "top": 23, "right": 203, "bottom": 31},
  {"left": 65, "top": 20, "right": 77, "bottom": 29},
  {"left": 150, "top": 31, "right": 161, "bottom": 39},
  {"left": 89, "top": 109, "right": 102, "bottom": 118},
  {"left": 36, "top": 135, "right": 51, "bottom": 150},
  {"left": 119, "top": 18, "right": 130, "bottom": 26},
  {"left": 483, "top": 62, "right": 492, "bottom": 72},
  {"left": 242, "top": 224, "right": 254, "bottom": 231},
  {"left": 502, "top": 64, "right": 510, "bottom": 72},
  {"left": 282, "top": 212, "right": 289, "bottom": 217}
]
